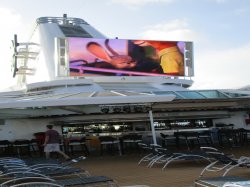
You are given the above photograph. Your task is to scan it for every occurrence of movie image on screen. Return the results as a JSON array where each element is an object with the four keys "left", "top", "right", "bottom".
[{"left": 68, "top": 38, "right": 186, "bottom": 76}]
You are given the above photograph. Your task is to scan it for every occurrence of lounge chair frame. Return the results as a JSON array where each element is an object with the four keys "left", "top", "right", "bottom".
[{"left": 200, "top": 147, "right": 250, "bottom": 177}]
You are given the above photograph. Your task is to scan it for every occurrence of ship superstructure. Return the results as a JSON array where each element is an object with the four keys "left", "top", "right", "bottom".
[{"left": 0, "top": 14, "right": 250, "bottom": 141}]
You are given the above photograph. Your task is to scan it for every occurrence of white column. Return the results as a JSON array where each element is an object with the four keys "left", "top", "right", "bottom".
[{"left": 149, "top": 110, "right": 157, "bottom": 145}]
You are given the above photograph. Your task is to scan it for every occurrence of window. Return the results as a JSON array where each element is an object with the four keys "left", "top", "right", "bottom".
[{"left": 59, "top": 25, "right": 92, "bottom": 37}]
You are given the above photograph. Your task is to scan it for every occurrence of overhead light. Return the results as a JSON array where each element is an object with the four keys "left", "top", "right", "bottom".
[
  {"left": 113, "top": 107, "right": 122, "bottom": 113},
  {"left": 123, "top": 105, "right": 131, "bottom": 113},
  {"left": 101, "top": 107, "right": 109, "bottom": 114},
  {"left": 100, "top": 104, "right": 152, "bottom": 114},
  {"left": 145, "top": 106, "right": 152, "bottom": 112},
  {"left": 134, "top": 105, "right": 143, "bottom": 113}
]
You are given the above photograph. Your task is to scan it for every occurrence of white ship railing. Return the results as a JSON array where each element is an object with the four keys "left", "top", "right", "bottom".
[{"left": 36, "top": 17, "right": 89, "bottom": 25}]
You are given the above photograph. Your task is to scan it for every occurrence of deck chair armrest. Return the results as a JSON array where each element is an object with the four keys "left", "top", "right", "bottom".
[
  {"left": 11, "top": 181, "right": 63, "bottom": 187},
  {"left": 32, "top": 165, "right": 68, "bottom": 170},
  {"left": 1, "top": 176, "right": 55, "bottom": 186},
  {"left": 57, "top": 175, "right": 116, "bottom": 186},
  {"left": 200, "top": 147, "right": 219, "bottom": 152},
  {"left": 29, "top": 164, "right": 61, "bottom": 169},
  {"left": 149, "top": 144, "right": 162, "bottom": 148},
  {"left": 206, "top": 151, "right": 224, "bottom": 155},
  {"left": 238, "top": 156, "right": 250, "bottom": 163}
]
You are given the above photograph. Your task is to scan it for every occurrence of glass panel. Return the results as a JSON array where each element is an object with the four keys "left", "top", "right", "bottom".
[
  {"left": 59, "top": 25, "right": 92, "bottom": 38},
  {"left": 223, "top": 92, "right": 249, "bottom": 98},
  {"left": 153, "top": 91, "right": 182, "bottom": 99},
  {"left": 176, "top": 91, "right": 206, "bottom": 99},
  {"left": 60, "top": 38, "right": 65, "bottom": 46},
  {"left": 198, "top": 90, "right": 228, "bottom": 98}
]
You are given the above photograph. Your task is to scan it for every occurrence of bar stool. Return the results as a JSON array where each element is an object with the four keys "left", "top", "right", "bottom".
[
  {"left": 12, "top": 139, "right": 31, "bottom": 158},
  {"left": 160, "top": 133, "right": 177, "bottom": 148},
  {"left": 218, "top": 129, "right": 236, "bottom": 147},
  {"left": 0, "top": 140, "right": 11, "bottom": 156},
  {"left": 198, "top": 130, "right": 214, "bottom": 146},
  {"left": 178, "top": 132, "right": 200, "bottom": 151},
  {"left": 68, "top": 137, "right": 89, "bottom": 156},
  {"left": 239, "top": 128, "right": 250, "bottom": 145},
  {"left": 121, "top": 134, "right": 142, "bottom": 154},
  {"left": 29, "top": 139, "right": 41, "bottom": 156},
  {"left": 99, "top": 136, "right": 121, "bottom": 156}
]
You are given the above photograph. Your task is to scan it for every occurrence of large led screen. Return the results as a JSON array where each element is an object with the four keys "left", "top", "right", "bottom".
[{"left": 68, "top": 38, "right": 192, "bottom": 76}]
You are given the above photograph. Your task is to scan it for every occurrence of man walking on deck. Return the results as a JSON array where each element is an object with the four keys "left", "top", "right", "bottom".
[{"left": 43, "top": 124, "right": 70, "bottom": 160}]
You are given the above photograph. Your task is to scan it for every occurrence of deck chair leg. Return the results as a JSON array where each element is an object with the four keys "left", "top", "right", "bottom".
[
  {"left": 197, "top": 139, "right": 201, "bottom": 148},
  {"left": 108, "top": 181, "right": 119, "bottom": 187},
  {"left": 100, "top": 144, "right": 104, "bottom": 155},
  {"left": 199, "top": 161, "right": 218, "bottom": 178},
  {"left": 81, "top": 144, "right": 89, "bottom": 155},
  {"left": 138, "top": 153, "right": 153, "bottom": 165},
  {"left": 223, "top": 163, "right": 241, "bottom": 176},
  {"left": 186, "top": 139, "right": 191, "bottom": 151}
]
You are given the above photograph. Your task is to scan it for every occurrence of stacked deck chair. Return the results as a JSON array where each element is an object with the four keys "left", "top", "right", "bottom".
[
  {"left": 160, "top": 149, "right": 211, "bottom": 170},
  {"left": 195, "top": 176, "right": 250, "bottom": 187},
  {"left": 0, "top": 156, "right": 89, "bottom": 180},
  {"left": 199, "top": 147, "right": 250, "bottom": 177},
  {"left": 137, "top": 144, "right": 211, "bottom": 170},
  {"left": 145, "top": 146, "right": 184, "bottom": 168},
  {"left": 0, "top": 175, "right": 117, "bottom": 187},
  {"left": 0, "top": 157, "right": 118, "bottom": 187},
  {"left": 137, "top": 143, "right": 163, "bottom": 166}
]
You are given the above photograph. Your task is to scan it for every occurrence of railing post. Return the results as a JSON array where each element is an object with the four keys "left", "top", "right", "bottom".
[{"left": 149, "top": 110, "right": 157, "bottom": 145}]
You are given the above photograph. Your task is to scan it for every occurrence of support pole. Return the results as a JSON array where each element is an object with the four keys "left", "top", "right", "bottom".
[{"left": 149, "top": 110, "right": 157, "bottom": 145}]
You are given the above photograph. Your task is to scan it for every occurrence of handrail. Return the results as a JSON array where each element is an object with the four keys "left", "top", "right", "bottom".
[{"left": 36, "top": 17, "right": 89, "bottom": 25}]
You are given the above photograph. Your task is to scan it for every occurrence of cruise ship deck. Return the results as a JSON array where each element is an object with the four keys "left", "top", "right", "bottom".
[
  {"left": 70, "top": 147, "right": 250, "bottom": 187},
  {"left": 1, "top": 14, "right": 250, "bottom": 187}
]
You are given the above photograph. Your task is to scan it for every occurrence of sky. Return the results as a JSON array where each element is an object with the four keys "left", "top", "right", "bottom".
[{"left": 0, "top": 0, "right": 250, "bottom": 90}]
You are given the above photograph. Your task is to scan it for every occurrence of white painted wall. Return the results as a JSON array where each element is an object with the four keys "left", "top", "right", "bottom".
[
  {"left": 0, "top": 118, "right": 62, "bottom": 141},
  {"left": 213, "top": 111, "right": 250, "bottom": 130}
]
